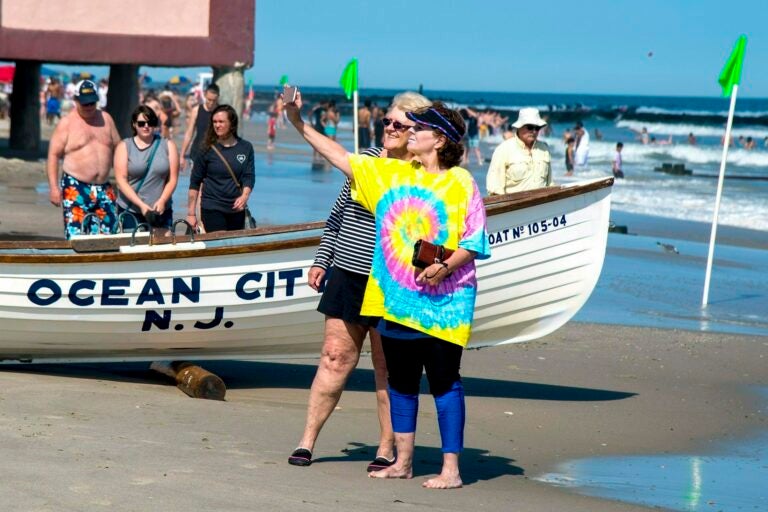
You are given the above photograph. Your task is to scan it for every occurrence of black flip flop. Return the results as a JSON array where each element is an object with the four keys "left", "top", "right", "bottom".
[
  {"left": 288, "top": 448, "right": 312, "bottom": 467},
  {"left": 366, "top": 455, "right": 396, "bottom": 472}
]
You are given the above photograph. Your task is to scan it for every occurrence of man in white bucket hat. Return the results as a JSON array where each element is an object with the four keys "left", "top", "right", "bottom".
[{"left": 486, "top": 107, "right": 553, "bottom": 195}]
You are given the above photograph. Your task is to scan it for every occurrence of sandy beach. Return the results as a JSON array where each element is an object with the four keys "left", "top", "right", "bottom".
[
  {"left": 1, "top": 116, "right": 767, "bottom": 510},
  {"left": 0, "top": 325, "right": 764, "bottom": 511}
]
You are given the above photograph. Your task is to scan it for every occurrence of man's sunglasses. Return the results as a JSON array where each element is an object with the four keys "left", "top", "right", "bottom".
[
  {"left": 136, "top": 120, "right": 157, "bottom": 128},
  {"left": 523, "top": 124, "right": 541, "bottom": 131},
  {"left": 382, "top": 118, "right": 413, "bottom": 131}
]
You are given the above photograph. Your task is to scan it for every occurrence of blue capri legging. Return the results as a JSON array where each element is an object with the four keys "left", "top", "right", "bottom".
[{"left": 380, "top": 322, "right": 466, "bottom": 453}]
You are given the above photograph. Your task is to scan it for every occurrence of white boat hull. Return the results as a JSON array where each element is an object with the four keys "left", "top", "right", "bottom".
[{"left": 0, "top": 178, "right": 612, "bottom": 363}]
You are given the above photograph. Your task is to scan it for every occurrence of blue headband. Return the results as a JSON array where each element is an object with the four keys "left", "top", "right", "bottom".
[{"left": 406, "top": 108, "right": 465, "bottom": 143}]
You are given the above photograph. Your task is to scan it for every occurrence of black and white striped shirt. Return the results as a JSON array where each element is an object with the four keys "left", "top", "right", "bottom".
[{"left": 313, "top": 147, "right": 383, "bottom": 275}]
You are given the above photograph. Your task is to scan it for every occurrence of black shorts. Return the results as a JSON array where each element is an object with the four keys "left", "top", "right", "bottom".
[{"left": 317, "top": 266, "right": 379, "bottom": 327}]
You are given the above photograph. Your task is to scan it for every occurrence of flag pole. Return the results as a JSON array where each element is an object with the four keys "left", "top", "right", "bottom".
[
  {"left": 353, "top": 90, "right": 359, "bottom": 154},
  {"left": 702, "top": 83, "right": 738, "bottom": 307}
]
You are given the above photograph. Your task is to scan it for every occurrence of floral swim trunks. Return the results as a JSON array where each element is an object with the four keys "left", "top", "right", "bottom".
[{"left": 60, "top": 173, "right": 118, "bottom": 239}]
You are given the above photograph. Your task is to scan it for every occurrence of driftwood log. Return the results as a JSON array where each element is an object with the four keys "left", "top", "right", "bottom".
[{"left": 150, "top": 361, "right": 226, "bottom": 401}]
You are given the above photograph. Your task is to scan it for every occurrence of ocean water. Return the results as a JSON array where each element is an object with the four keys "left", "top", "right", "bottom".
[
  {"left": 574, "top": 230, "right": 768, "bottom": 337},
  {"left": 252, "top": 88, "right": 768, "bottom": 231},
  {"left": 255, "top": 90, "right": 768, "bottom": 231},
  {"left": 537, "top": 388, "right": 768, "bottom": 511}
]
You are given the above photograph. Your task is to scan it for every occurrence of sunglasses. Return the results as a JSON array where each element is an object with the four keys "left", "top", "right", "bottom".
[
  {"left": 80, "top": 102, "right": 97, "bottom": 107},
  {"left": 136, "top": 120, "right": 157, "bottom": 128},
  {"left": 523, "top": 124, "right": 541, "bottom": 131},
  {"left": 382, "top": 118, "right": 413, "bottom": 131},
  {"left": 412, "top": 124, "right": 434, "bottom": 132}
]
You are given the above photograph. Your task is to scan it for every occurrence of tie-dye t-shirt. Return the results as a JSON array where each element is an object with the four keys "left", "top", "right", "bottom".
[{"left": 349, "top": 155, "right": 490, "bottom": 347}]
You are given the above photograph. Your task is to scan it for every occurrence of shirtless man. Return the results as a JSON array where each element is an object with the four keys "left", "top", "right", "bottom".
[
  {"left": 159, "top": 88, "right": 183, "bottom": 137},
  {"left": 47, "top": 80, "right": 121, "bottom": 239},
  {"left": 180, "top": 83, "right": 220, "bottom": 171},
  {"left": 357, "top": 100, "right": 372, "bottom": 149}
]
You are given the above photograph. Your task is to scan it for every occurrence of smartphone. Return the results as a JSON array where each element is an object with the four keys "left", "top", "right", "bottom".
[{"left": 283, "top": 85, "right": 298, "bottom": 104}]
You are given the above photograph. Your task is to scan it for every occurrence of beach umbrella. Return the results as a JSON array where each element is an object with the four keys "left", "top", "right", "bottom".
[
  {"left": 0, "top": 65, "right": 14, "bottom": 83},
  {"left": 73, "top": 71, "right": 94, "bottom": 82},
  {"left": 168, "top": 75, "right": 190, "bottom": 85},
  {"left": 40, "top": 66, "right": 60, "bottom": 77}
]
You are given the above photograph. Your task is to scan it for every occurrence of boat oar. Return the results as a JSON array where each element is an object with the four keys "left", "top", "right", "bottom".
[{"left": 150, "top": 361, "right": 226, "bottom": 400}]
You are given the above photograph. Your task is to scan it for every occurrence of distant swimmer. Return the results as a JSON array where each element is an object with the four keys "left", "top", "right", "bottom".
[
  {"left": 323, "top": 100, "right": 340, "bottom": 141},
  {"left": 688, "top": 132, "right": 697, "bottom": 145},
  {"left": 633, "top": 126, "right": 650, "bottom": 145},
  {"left": 573, "top": 121, "right": 590, "bottom": 171},
  {"left": 266, "top": 112, "right": 277, "bottom": 150},
  {"left": 612, "top": 142, "right": 624, "bottom": 179},
  {"left": 358, "top": 100, "right": 372, "bottom": 149},
  {"left": 650, "top": 135, "right": 673, "bottom": 146},
  {"left": 744, "top": 136, "right": 756, "bottom": 150},
  {"left": 460, "top": 108, "right": 483, "bottom": 166},
  {"left": 565, "top": 137, "right": 575, "bottom": 176},
  {"left": 562, "top": 128, "right": 572, "bottom": 145},
  {"left": 46, "top": 80, "right": 121, "bottom": 239}
]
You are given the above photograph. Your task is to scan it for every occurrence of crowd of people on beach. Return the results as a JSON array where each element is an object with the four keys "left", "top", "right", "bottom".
[{"left": 632, "top": 125, "right": 768, "bottom": 150}]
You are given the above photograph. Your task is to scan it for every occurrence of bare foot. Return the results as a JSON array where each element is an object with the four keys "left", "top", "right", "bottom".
[
  {"left": 368, "top": 465, "right": 412, "bottom": 479},
  {"left": 422, "top": 473, "right": 463, "bottom": 489}
]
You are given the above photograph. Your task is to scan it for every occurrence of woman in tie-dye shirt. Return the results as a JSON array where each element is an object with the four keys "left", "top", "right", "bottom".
[{"left": 286, "top": 94, "right": 490, "bottom": 490}]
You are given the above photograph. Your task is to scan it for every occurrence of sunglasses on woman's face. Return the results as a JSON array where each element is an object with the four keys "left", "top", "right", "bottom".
[
  {"left": 382, "top": 118, "right": 413, "bottom": 131},
  {"left": 411, "top": 124, "right": 433, "bottom": 133},
  {"left": 136, "top": 120, "right": 157, "bottom": 128}
]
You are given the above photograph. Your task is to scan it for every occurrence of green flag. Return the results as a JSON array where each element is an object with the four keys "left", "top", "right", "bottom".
[
  {"left": 279, "top": 75, "right": 289, "bottom": 86},
  {"left": 718, "top": 35, "right": 747, "bottom": 97},
  {"left": 339, "top": 58, "right": 358, "bottom": 100}
]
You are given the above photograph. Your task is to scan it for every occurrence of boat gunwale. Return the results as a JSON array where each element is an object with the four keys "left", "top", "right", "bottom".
[{"left": 0, "top": 177, "right": 613, "bottom": 264}]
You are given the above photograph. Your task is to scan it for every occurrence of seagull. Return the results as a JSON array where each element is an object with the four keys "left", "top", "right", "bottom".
[{"left": 657, "top": 241, "right": 679, "bottom": 254}]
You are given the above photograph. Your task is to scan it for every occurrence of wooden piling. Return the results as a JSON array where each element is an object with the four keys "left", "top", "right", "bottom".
[{"left": 150, "top": 361, "right": 226, "bottom": 401}]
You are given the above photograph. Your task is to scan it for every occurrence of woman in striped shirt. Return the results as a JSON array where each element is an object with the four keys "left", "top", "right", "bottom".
[{"left": 289, "top": 92, "right": 432, "bottom": 471}]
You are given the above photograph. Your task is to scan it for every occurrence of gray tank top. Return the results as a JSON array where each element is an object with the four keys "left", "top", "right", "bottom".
[{"left": 117, "top": 136, "right": 172, "bottom": 212}]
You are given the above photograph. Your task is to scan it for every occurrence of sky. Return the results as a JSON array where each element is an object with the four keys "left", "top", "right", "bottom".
[{"left": 32, "top": 0, "right": 768, "bottom": 98}]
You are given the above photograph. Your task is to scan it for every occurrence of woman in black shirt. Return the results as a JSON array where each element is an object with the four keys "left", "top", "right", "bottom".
[{"left": 187, "top": 105, "right": 255, "bottom": 232}]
